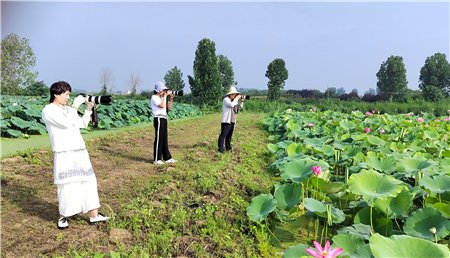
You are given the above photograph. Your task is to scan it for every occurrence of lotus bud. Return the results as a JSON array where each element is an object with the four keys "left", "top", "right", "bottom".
[
  {"left": 365, "top": 127, "right": 370, "bottom": 133},
  {"left": 429, "top": 227, "right": 437, "bottom": 234},
  {"left": 312, "top": 166, "right": 322, "bottom": 176}
]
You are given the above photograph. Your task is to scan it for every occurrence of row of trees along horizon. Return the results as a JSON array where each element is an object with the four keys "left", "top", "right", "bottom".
[{"left": 2, "top": 33, "right": 450, "bottom": 105}]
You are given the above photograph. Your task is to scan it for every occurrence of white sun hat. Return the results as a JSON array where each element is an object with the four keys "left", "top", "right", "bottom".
[{"left": 226, "top": 87, "right": 240, "bottom": 95}]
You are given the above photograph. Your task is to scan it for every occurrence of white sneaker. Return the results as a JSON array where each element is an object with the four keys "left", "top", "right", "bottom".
[
  {"left": 58, "top": 217, "right": 68, "bottom": 229},
  {"left": 154, "top": 160, "right": 164, "bottom": 165},
  {"left": 165, "top": 158, "right": 177, "bottom": 163},
  {"left": 90, "top": 213, "right": 110, "bottom": 225}
]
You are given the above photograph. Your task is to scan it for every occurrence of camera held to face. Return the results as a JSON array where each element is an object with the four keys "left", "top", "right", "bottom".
[
  {"left": 240, "top": 95, "right": 250, "bottom": 100},
  {"left": 168, "top": 90, "right": 184, "bottom": 96},
  {"left": 80, "top": 94, "right": 112, "bottom": 105}
]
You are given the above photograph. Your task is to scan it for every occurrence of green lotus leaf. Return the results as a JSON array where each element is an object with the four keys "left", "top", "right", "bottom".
[
  {"left": 348, "top": 169, "right": 404, "bottom": 203},
  {"left": 303, "top": 138, "right": 327, "bottom": 147},
  {"left": 434, "top": 202, "right": 450, "bottom": 218},
  {"left": 354, "top": 206, "right": 393, "bottom": 236},
  {"left": 286, "top": 119, "right": 301, "bottom": 131},
  {"left": 336, "top": 223, "right": 372, "bottom": 241},
  {"left": 303, "top": 198, "right": 345, "bottom": 223},
  {"left": 8, "top": 105, "right": 22, "bottom": 113},
  {"left": 274, "top": 183, "right": 303, "bottom": 211},
  {"left": 24, "top": 108, "right": 42, "bottom": 117},
  {"left": 442, "top": 151, "right": 450, "bottom": 158},
  {"left": 287, "top": 215, "right": 312, "bottom": 231},
  {"left": 312, "top": 145, "right": 335, "bottom": 157},
  {"left": 246, "top": 194, "right": 277, "bottom": 222},
  {"left": 403, "top": 207, "right": 450, "bottom": 241},
  {"left": 280, "top": 160, "right": 314, "bottom": 184},
  {"left": 341, "top": 146, "right": 362, "bottom": 160},
  {"left": 10, "top": 116, "right": 31, "bottom": 129},
  {"left": 352, "top": 244, "right": 374, "bottom": 258},
  {"left": 339, "top": 121, "right": 357, "bottom": 131},
  {"left": 366, "top": 135, "right": 385, "bottom": 146},
  {"left": 397, "top": 156, "right": 437, "bottom": 174},
  {"left": 440, "top": 158, "right": 450, "bottom": 171},
  {"left": 423, "top": 130, "right": 440, "bottom": 140},
  {"left": 419, "top": 174, "right": 450, "bottom": 194},
  {"left": 366, "top": 156, "right": 397, "bottom": 174},
  {"left": 311, "top": 177, "right": 346, "bottom": 194},
  {"left": 267, "top": 143, "right": 278, "bottom": 153},
  {"left": 370, "top": 233, "right": 450, "bottom": 258},
  {"left": 374, "top": 188, "right": 413, "bottom": 218},
  {"left": 330, "top": 234, "right": 365, "bottom": 257},
  {"left": 6, "top": 129, "right": 23, "bottom": 137},
  {"left": 282, "top": 243, "right": 311, "bottom": 258},
  {"left": 286, "top": 142, "right": 298, "bottom": 156}
]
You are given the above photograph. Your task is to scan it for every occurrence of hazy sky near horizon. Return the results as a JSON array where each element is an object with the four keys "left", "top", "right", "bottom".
[{"left": 2, "top": 1, "right": 449, "bottom": 94}]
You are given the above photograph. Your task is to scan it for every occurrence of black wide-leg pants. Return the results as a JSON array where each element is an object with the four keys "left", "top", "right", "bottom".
[
  {"left": 153, "top": 117, "right": 172, "bottom": 161},
  {"left": 218, "top": 122, "right": 235, "bottom": 152}
]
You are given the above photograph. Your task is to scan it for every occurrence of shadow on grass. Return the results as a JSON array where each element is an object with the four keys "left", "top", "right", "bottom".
[{"left": 1, "top": 183, "right": 60, "bottom": 222}]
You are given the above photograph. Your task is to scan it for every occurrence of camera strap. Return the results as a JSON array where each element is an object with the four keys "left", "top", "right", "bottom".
[{"left": 91, "top": 105, "right": 98, "bottom": 128}]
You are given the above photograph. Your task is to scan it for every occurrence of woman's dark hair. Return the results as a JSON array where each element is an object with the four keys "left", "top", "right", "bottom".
[{"left": 49, "top": 81, "right": 71, "bottom": 103}]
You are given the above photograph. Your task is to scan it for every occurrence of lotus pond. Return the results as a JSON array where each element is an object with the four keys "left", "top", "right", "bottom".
[
  {"left": 247, "top": 108, "right": 450, "bottom": 257},
  {"left": 1, "top": 95, "right": 202, "bottom": 138}
]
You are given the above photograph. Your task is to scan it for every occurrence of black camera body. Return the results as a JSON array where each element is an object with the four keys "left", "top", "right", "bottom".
[
  {"left": 240, "top": 95, "right": 250, "bottom": 100},
  {"left": 168, "top": 90, "right": 184, "bottom": 96},
  {"left": 81, "top": 94, "right": 112, "bottom": 105}
]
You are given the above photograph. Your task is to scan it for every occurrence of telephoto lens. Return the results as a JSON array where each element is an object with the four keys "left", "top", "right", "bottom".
[
  {"left": 241, "top": 95, "right": 250, "bottom": 100},
  {"left": 169, "top": 90, "right": 184, "bottom": 96},
  {"left": 85, "top": 95, "right": 112, "bottom": 105}
]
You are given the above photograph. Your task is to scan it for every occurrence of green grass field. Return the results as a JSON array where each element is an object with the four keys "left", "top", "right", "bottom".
[{"left": 1, "top": 112, "right": 299, "bottom": 257}]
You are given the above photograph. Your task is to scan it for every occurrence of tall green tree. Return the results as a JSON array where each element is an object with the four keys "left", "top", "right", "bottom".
[
  {"left": 1, "top": 33, "right": 38, "bottom": 95},
  {"left": 217, "top": 54, "right": 237, "bottom": 95},
  {"left": 23, "top": 80, "right": 48, "bottom": 96},
  {"left": 419, "top": 53, "right": 450, "bottom": 101},
  {"left": 376, "top": 55, "right": 408, "bottom": 101},
  {"left": 188, "top": 38, "right": 221, "bottom": 105},
  {"left": 164, "top": 66, "right": 185, "bottom": 92},
  {"left": 265, "top": 58, "right": 288, "bottom": 101}
]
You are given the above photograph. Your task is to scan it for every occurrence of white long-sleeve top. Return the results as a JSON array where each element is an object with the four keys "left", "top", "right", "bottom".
[
  {"left": 42, "top": 103, "right": 92, "bottom": 152},
  {"left": 221, "top": 97, "right": 244, "bottom": 123}
]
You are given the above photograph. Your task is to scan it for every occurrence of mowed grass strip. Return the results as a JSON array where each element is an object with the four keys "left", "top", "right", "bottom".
[{"left": 1, "top": 112, "right": 276, "bottom": 258}]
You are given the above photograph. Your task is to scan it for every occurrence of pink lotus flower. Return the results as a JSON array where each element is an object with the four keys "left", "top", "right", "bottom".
[
  {"left": 308, "top": 123, "right": 314, "bottom": 127},
  {"left": 365, "top": 127, "right": 370, "bottom": 133},
  {"left": 327, "top": 120, "right": 332, "bottom": 122},
  {"left": 405, "top": 113, "right": 411, "bottom": 116},
  {"left": 435, "top": 120, "right": 440, "bottom": 122},
  {"left": 312, "top": 166, "right": 322, "bottom": 176},
  {"left": 294, "top": 134, "right": 298, "bottom": 139},
  {"left": 372, "top": 110, "right": 375, "bottom": 113},
  {"left": 425, "top": 124, "right": 429, "bottom": 127},
  {"left": 448, "top": 110, "right": 450, "bottom": 112},
  {"left": 444, "top": 118, "right": 449, "bottom": 122},
  {"left": 306, "top": 240, "right": 342, "bottom": 258},
  {"left": 418, "top": 117, "right": 424, "bottom": 123},
  {"left": 379, "top": 129, "right": 385, "bottom": 134},
  {"left": 365, "top": 112, "right": 373, "bottom": 116},
  {"left": 313, "top": 107, "right": 317, "bottom": 112}
]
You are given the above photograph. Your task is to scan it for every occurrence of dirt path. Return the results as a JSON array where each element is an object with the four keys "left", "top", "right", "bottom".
[{"left": 1, "top": 112, "right": 270, "bottom": 257}]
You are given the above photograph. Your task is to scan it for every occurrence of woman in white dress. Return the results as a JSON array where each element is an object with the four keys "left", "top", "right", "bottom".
[{"left": 42, "top": 81, "right": 109, "bottom": 229}]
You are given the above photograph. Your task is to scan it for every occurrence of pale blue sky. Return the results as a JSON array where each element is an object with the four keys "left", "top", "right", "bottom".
[{"left": 2, "top": 1, "right": 449, "bottom": 94}]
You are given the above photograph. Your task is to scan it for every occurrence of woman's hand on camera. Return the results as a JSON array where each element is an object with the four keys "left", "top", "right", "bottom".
[
  {"left": 86, "top": 102, "right": 95, "bottom": 111},
  {"left": 72, "top": 95, "right": 86, "bottom": 109}
]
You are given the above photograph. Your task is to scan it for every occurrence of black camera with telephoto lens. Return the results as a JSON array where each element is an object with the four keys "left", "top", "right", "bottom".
[
  {"left": 240, "top": 95, "right": 250, "bottom": 100},
  {"left": 81, "top": 94, "right": 112, "bottom": 105},
  {"left": 168, "top": 90, "right": 184, "bottom": 96}
]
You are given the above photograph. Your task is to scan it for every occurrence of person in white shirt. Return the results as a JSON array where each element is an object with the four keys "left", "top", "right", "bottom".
[
  {"left": 41, "top": 81, "right": 109, "bottom": 229},
  {"left": 151, "top": 81, "right": 177, "bottom": 165},
  {"left": 218, "top": 87, "right": 245, "bottom": 153}
]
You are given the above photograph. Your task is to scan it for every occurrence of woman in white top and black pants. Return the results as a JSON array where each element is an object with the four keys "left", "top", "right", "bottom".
[
  {"left": 218, "top": 87, "right": 245, "bottom": 153},
  {"left": 41, "top": 81, "right": 109, "bottom": 229},
  {"left": 151, "top": 81, "right": 177, "bottom": 165}
]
